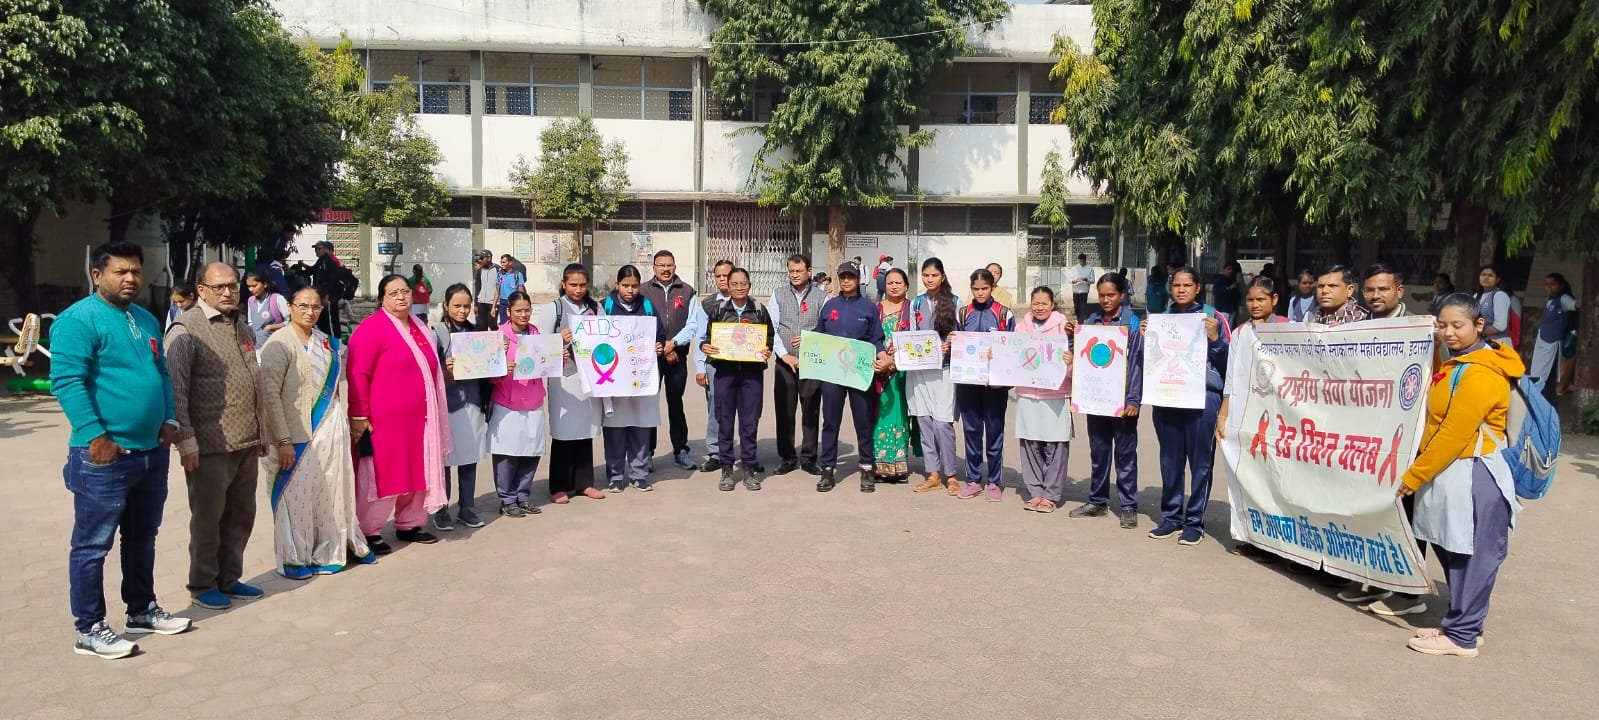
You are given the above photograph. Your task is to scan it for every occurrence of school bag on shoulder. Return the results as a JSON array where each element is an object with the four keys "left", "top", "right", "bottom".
[
  {"left": 1447, "top": 362, "right": 1560, "bottom": 499},
  {"left": 958, "top": 301, "right": 1010, "bottom": 328},
  {"left": 1480, "top": 289, "right": 1521, "bottom": 343}
]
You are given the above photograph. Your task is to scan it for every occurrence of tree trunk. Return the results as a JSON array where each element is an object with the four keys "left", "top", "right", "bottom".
[
  {"left": 1575, "top": 258, "right": 1599, "bottom": 429},
  {"left": 1452, "top": 201, "right": 1487, "bottom": 291},
  {"left": 109, "top": 196, "right": 132, "bottom": 244},
  {"left": 1, "top": 213, "right": 40, "bottom": 312},
  {"left": 167, "top": 212, "right": 201, "bottom": 283},
  {"left": 827, "top": 204, "right": 847, "bottom": 277}
]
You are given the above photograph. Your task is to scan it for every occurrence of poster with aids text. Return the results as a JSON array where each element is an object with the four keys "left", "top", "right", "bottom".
[
  {"left": 567, "top": 315, "right": 659, "bottom": 397},
  {"left": 797, "top": 331, "right": 875, "bottom": 391}
]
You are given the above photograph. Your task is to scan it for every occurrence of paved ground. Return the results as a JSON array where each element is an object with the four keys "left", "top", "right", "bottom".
[{"left": 2, "top": 389, "right": 1595, "bottom": 719}]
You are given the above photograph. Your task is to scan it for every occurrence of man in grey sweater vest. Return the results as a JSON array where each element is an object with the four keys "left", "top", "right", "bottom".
[{"left": 769, "top": 253, "right": 824, "bottom": 475}]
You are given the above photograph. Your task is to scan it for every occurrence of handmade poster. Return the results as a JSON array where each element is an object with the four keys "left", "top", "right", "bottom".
[
  {"left": 989, "top": 332, "right": 1070, "bottom": 390},
  {"left": 1141, "top": 313, "right": 1207, "bottom": 408},
  {"left": 709, "top": 322, "right": 769, "bottom": 362},
  {"left": 1218, "top": 316, "right": 1434, "bottom": 593},
  {"left": 892, "top": 330, "right": 942, "bottom": 371},
  {"left": 797, "top": 331, "right": 875, "bottom": 391},
  {"left": 513, "top": 334, "right": 565, "bottom": 380},
  {"left": 949, "top": 332, "right": 993, "bottom": 385},
  {"left": 1071, "top": 325, "right": 1130, "bottom": 416},
  {"left": 567, "top": 315, "right": 659, "bottom": 397},
  {"left": 448, "top": 331, "right": 508, "bottom": 380}
]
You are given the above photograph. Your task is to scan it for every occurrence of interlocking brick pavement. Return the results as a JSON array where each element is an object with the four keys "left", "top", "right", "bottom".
[{"left": 2, "top": 391, "right": 1595, "bottom": 719}]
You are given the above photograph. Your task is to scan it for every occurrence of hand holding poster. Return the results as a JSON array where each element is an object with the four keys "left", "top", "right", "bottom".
[
  {"left": 1218, "top": 317, "right": 1434, "bottom": 593},
  {"left": 798, "top": 331, "right": 875, "bottom": 391},
  {"left": 989, "top": 332, "right": 1070, "bottom": 390},
  {"left": 448, "top": 331, "right": 508, "bottom": 380},
  {"left": 513, "top": 334, "right": 565, "bottom": 380},
  {"left": 1072, "top": 325, "right": 1129, "bottom": 416},
  {"left": 567, "top": 315, "right": 659, "bottom": 397},
  {"left": 949, "top": 332, "right": 993, "bottom": 385},
  {"left": 892, "top": 330, "right": 942, "bottom": 371},
  {"left": 1142, "top": 313, "right": 1207, "bottom": 408},
  {"left": 708, "top": 322, "right": 769, "bottom": 362}
]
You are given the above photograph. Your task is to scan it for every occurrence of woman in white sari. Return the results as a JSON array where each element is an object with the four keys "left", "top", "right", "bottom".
[{"left": 259, "top": 286, "right": 373, "bottom": 578}]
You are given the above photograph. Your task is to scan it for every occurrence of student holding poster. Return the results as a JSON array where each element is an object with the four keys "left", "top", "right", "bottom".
[
  {"left": 430, "top": 284, "right": 492, "bottom": 528},
  {"left": 600, "top": 266, "right": 665, "bottom": 492},
  {"left": 699, "top": 268, "right": 775, "bottom": 492},
  {"left": 487, "top": 292, "right": 550, "bottom": 515},
  {"left": 1148, "top": 266, "right": 1230, "bottom": 545},
  {"left": 955, "top": 267, "right": 1016, "bottom": 502},
  {"left": 1014, "top": 287, "right": 1075, "bottom": 513},
  {"left": 813, "top": 263, "right": 888, "bottom": 493},
  {"left": 1070, "top": 273, "right": 1144, "bottom": 528},
  {"left": 547, "top": 264, "right": 606, "bottom": 505},
  {"left": 906, "top": 258, "right": 963, "bottom": 495}
]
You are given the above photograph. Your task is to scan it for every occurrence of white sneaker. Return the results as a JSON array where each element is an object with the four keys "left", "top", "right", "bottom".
[
  {"left": 75, "top": 622, "right": 138, "bottom": 659},
  {"left": 1336, "top": 585, "right": 1393, "bottom": 603},
  {"left": 1369, "top": 597, "right": 1428, "bottom": 616},
  {"left": 126, "top": 606, "right": 192, "bottom": 636}
]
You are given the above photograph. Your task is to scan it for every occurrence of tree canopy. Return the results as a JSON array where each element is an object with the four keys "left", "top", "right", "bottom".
[{"left": 509, "top": 116, "right": 630, "bottom": 229}]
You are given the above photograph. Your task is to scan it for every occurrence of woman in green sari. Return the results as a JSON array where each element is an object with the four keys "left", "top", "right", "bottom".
[{"left": 873, "top": 268, "right": 920, "bottom": 483}]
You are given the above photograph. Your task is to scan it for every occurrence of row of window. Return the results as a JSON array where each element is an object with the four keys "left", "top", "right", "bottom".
[{"left": 366, "top": 51, "right": 1062, "bottom": 124}]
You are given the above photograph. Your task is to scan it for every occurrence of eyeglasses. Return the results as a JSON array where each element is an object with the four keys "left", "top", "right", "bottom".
[
  {"left": 728, "top": 282, "right": 751, "bottom": 289},
  {"left": 384, "top": 290, "right": 410, "bottom": 299},
  {"left": 199, "top": 283, "right": 238, "bottom": 294},
  {"left": 292, "top": 303, "right": 323, "bottom": 312}
]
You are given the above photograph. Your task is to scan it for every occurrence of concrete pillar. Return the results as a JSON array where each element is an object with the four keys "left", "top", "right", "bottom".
[
  {"left": 693, "top": 57, "right": 705, "bottom": 193},
  {"left": 1016, "top": 62, "right": 1029, "bottom": 196},
  {"left": 470, "top": 51, "right": 484, "bottom": 191},
  {"left": 578, "top": 54, "right": 593, "bottom": 115}
]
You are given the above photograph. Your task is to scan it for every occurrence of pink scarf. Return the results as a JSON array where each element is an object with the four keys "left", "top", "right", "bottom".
[{"left": 384, "top": 310, "right": 453, "bottom": 513}]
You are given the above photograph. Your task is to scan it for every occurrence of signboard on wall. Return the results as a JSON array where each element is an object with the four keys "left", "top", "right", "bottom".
[
  {"left": 846, "top": 235, "right": 879, "bottom": 249},
  {"left": 631, "top": 231, "right": 654, "bottom": 263},
  {"left": 512, "top": 231, "right": 535, "bottom": 260}
]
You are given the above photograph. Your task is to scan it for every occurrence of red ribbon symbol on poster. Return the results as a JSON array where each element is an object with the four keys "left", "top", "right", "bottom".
[{"left": 591, "top": 343, "right": 619, "bottom": 384}]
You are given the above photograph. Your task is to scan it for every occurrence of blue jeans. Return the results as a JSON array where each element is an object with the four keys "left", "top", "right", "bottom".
[{"left": 64, "top": 446, "right": 169, "bottom": 633}]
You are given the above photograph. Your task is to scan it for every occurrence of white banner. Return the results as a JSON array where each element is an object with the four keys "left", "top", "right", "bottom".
[
  {"left": 1219, "top": 317, "right": 1435, "bottom": 593},
  {"left": 1071, "top": 325, "right": 1130, "bottom": 416},
  {"left": 1142, "top": 313, "right": 1207, "bottom": 408},
  {"left": 567, "top": 315, "right": 660, "bottom": 397}
]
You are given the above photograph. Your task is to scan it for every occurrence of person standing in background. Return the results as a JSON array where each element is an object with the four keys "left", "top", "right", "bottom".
[
  {"left": 496, "top": 255, "right": 527, "bottom": 325},
  {"left": 409, "top": 264, "right": 433, "bottom": 321},
  {"left": 244, "top": 272, "right": 290, "bottom": 348},
  {"left": 1145, "top": 264, "right": 1170, "bottom": 315},
  {"left": 640, "top": 250, "right": 699, "bottom": 471},
  {"left": 1362, "top": 263, "right": 1410, "bottom": 319},
  {"left": 53, "top": 241, "right": 192, "bottom": 659},
  {"left": 691, "top": 261, "right": 734, "bottom": 473},
  {"left": 987, "top": 262, "right": 1015, "bottom": 310},
  {"left": 167, "top": 262, "right": 269, "bottom": 610},
  {"left": 1474, "top": 264, "right": 1515, "bottom": 343},
  {"left": 1070, "top": 254, "right": 1095, "bottom": 321},
  {"left": 167, "top": 281, "right": 197, "bottom": 331},
  {"left": 473, "top": 250, "right": 499, "bottom": 330},
  {"left": 1287, "top": 270, "right": 1318, "bottom": 322},
  {"left": 769, "top": 253, "right": 824, "bottom": 476}
]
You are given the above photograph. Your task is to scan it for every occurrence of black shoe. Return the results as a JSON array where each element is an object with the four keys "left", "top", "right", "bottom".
[
  {"left": 1119, "top": 510, "right": 1139, "bottom": 529},
  {"left": 700, "top": 457, "right": 723, "bottom": 473},
  {"left": 1068, "top": 502, "right": 1107, "bottom": 518},
  {"left": 860, "top": 477, "right": 876, "bottom": 493},
  {"left": 719, "top": 468, "right": 737, "bottom": 491},
  {"left": 775, "top": 459, "right": 800, "bottom": 475},
  {"left": 743, "top": 464, "right": 763, "bottom": 491},
  {"left": 750, "top": 462, "right": 766, "bottom": 474},
  {"left": 515, "top": 500, "right": 542, "bottom": 515},
  {"left": 396, "top": 528, "right": 439, "bottom": 544},
  {"left": 816, "top": 469, "right": 836, "bottom": 492},
  {"left": 499, "top": 503, "right": 527, "bottom": 518},
  {"left": 800, "top": 462, "right": 822, "bottom": 476},
  {"left": 365, "top": 535, "right": 393, "bottom": 556}
]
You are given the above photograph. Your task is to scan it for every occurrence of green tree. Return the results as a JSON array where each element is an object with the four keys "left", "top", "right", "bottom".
[
  {"left": 508, "top": 115, "right": 630, "bottom": 263},
  {"left": 337, "top": 80, "right": 450, "bottom": 229},
  {"left": 1031, "top": 149, "right": 1070, "bottom": 234},
  {"left": 700, "top": 0, "right": 1010, "bottom": 271}
]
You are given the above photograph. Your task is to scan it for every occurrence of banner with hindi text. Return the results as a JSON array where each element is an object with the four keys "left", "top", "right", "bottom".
[{"left": 1219, "top": 317, "right": 1435, "bottom": 593}]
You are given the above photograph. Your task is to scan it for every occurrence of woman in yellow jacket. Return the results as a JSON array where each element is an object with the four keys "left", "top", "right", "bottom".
[{"left": 1398, "top": 293, "right": 1524, "bottom": 658}]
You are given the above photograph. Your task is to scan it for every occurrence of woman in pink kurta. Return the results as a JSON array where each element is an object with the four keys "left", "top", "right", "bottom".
[{"left": 347, "top": 275, "right": 452, "bottom": 553}]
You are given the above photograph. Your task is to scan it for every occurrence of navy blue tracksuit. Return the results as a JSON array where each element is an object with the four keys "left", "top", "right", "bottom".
[
  {"left": 814, "top": 293, "right": 885, "bottom": 471},
  {"left": 1150, "top": 302, "right": 1230, "bottom": 531},
  {"left": 1083, "top": 309, "right": 1144, "bottom": 511},
  {"left": 701, "top": 298, "right": 775, "bottom": 469},
  {"left": 955, "top": 300, "right": 1015, "bottom": 486}
]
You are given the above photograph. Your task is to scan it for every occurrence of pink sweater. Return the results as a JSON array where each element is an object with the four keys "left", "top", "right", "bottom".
[
  {"left": 491, "top": 322, "right": 547, "bottom": 411},
  {"left": 1015, "top": 310, "right": 1073, "bottom": 400}
]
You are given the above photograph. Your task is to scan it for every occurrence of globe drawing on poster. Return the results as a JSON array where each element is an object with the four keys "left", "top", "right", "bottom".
[
  {"left": 567, "top": 315, "right": 660, "bottom": 397},
  {"left": 892, "top": 330, "right": 942, "bottom": 371},
  {"left": 1071, "top": 325, "right": 1130, "bottom": 416},
  {"left": 513, "top": 334, "right": 565, "bottom": 380}
]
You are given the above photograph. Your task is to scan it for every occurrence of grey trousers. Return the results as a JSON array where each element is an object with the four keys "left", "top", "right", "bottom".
[
  {"left": 185, "top": 447, "right": 258, "bottom": 594},
  {"left": 603, "top": 426, "right": 652, "bottom": 485},
  {"left": 1020, "top": 439, "right": 1069, "bottom": 503},
  {"left": 703, "top": 365, "right": 719, "bottom": 456},
  {"left": 917, "top": 417, "right": 959, "bottom": 477},
  {"left": 1434, "top": 461, "right": 1512, "bottom": 650}
]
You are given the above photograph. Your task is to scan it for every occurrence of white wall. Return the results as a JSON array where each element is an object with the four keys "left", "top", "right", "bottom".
[
  {"left": 591, "top": 120, "right": 695, "bottom": 192},
  {"left": 371, "top": 226, "right": 474, "bottom": 297},
  {"left": 414, "top": 114, "right": 475, "bottom": 189},
  {"left": 919, "top": 125, "right": 1019, "bottom": 196},
  {"left": 31, "top": 201, "right": 170, "bottom": 304},
  {"left": 1025, "top": 124, "right": 1096, "bottom": 197},
  {"left": 481, "top": 115, "right": 555, "bottom": 192},
  {"left": 703, "top": 121, "right": 775, "bottom": 195},
  {"left": 915, "top": 234, "right": 1023, "bottom": 301}
]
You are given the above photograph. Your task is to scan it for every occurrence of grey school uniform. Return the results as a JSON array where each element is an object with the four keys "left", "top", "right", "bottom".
[{"left": 904, "top": 292, "right": 960, "bottom": 476}]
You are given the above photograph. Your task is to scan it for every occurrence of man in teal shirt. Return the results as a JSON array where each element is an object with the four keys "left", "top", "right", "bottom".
[{"left": 51, "top": 241, "right": 192, "bottom": 659}]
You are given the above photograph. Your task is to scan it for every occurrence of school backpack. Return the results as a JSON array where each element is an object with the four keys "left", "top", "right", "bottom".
[
  {"left": 1479, "top": 289, "right": 1521, "bottom": 344},
  {"left": 958, "top": 301, "right": 1010, "bottom": 329},
  {"left": 1448, "top": 363, "right": 1561, "bottom": 500}
]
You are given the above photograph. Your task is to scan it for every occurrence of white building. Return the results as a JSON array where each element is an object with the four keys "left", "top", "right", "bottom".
[{"left": 270, "top": 0, "right": 1120, "bottom": 299}]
